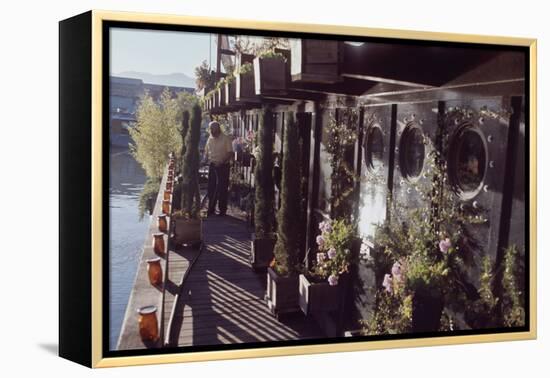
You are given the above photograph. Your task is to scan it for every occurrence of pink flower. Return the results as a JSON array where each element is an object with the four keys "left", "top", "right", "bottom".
[
  {"left": 391, "top": 261, "right": 402, "bottom": 277},
  {"left": 382, "top": 274, "right": 393, "bottom": 293},
  {"left": 328, "top": 274, "right": 339, "bottom": 286},
  {"left": 316, "top": 235, "right": 325, "bottom": 247},
  {"left": 327, "top": 248, "right": 337, "bottom": 259},
  {"left": 318, "top": 220, "right": 332, "bottom": 234},
  {"left": 316, "top": 252, "right": 326, "bottom": 264},
  {"left": 439, "top": 238, "right": 452, "bottom": 253}
]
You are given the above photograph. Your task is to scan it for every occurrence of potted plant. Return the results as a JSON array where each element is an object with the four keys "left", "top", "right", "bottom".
[
  {"left": 265, "top": 112, "right": 301, "bottom": 316},
  {"left": 253, "top": 49, "right": 289, "bottom": 96},
  {"left": 299, "top": 218, "right": 356, "bottom": 315},
  {"left": 362, "top": 142, "right": 490, "bottom": 335},
  {"left": 250, "top": 107, "right": 277, "bottom": 270},
  {"left": 172, "top": 104, "right": 203, "bottom": 247}
]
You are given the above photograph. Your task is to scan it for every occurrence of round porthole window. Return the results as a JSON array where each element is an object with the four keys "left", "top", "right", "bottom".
[
  {"left": 399, "top": 123, "right": 425, "bottom": 182},
  {"left": 364, "top": 124, "right": 384, "bottom": 172},
  {"left": 449, "top": 124, "right": 487, "bottom": 199}
]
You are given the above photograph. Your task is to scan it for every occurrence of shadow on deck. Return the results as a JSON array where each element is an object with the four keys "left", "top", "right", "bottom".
[{"left": 168, "top": 210, "right": 323, "bottom": 347}]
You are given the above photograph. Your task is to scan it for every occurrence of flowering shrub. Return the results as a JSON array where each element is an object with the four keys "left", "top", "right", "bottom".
[{"left": 310, "top": 218, "right": 355, "bottom": 286}]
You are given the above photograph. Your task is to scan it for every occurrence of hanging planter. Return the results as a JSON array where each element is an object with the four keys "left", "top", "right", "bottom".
[
  {"left": 253, "top": 50, "right": 289, "bottom": 96},
  {"left": 290, "top": 39, "right": 342, "bottom": 83},
  {"left": 225, "top": 78, "right": 237, "bottom": 106},
  {"left": 265, "top": 267, "right": 300, "bottom": 316},
  {"left": 236, "top": 63, "right": 259, "bottom": 102}
]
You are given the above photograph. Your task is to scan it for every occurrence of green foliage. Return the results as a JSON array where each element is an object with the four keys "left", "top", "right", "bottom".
[
  {"left": 138, "top": 178, "right": 161, "bottom": 220},
  {"left": 362, "top": 290, "right": 413, "bottom": 335},
  {"left": 178, "top": 104, "right": 202, "bottom": 219},
  {"left": 254, "top": 107, "right": 276, "bottom": 238},
  {"left": 237, "top": 62, "right": 253, "bottom": 76},
  {"left": 364, "top": 124, "right": 486, "bottom": 333},
  {"left": 502, "top": 245, "right": 525, "bottom": 327},
  {"left": 179, "top": 110, "right": 190, "bottom": 169},
  {"left": 310, "top": 219, "right": 355, "bottom": 284},
  {"left": 194, "top": 60, "right": 217, "bottom": 92},
  {"left": 130, "top": 88, "right": 182, "bottom": 179},
  {"left": 258, "top": 49, "right": 287, "bottom": 61},
  {"left": 272, "top": 112, "right": 301, "bottom": 276},
  {"left": 326, "top": 108, "right": 360, "bottom": 220},
  {"left": 176, "top": 91, "right": 199, "bottom": 119}
]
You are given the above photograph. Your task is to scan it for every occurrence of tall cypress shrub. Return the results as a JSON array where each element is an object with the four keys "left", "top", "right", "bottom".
[
  {"left": 180, "top": 104, "right": 202, "bottom": 218},
  {"left": 254, "top": 106, "right": 275, "bottom": 237},
  {"left": 179, "top": 110, "right": 190, "bottom": 165},
  {"left": 273, "top": 112, "right": 301, "bottom": 275}
]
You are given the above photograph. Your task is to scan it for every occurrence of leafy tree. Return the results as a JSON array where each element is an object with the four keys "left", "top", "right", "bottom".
[
  {"left": 254, "top": 106, "right": 276, "bottom": 237},
  {"left": 272, "top": 112, "right": 301, "bottom": 276},
  {"left": 130, "top": 88, "right": 181, "bottom": 179}
]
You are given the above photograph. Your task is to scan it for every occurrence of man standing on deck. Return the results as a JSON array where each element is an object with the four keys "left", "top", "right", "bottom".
[{"left": 204, "top": 121, "right": 233, "bottom": 216}]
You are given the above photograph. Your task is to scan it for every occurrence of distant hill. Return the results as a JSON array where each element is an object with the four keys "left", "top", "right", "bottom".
[{"left": 116, "top": 71, "right": 195, "bottom": 88}]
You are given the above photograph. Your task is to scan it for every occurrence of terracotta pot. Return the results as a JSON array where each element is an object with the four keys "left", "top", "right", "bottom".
[
  {"left": 137, "top": 306, "right": 159, "bottom": 342},
  {"left": 152, "top": 233, "right": 165, "bottom": 255},
  {"left": 162, "top": 199, "right": 171, "bottom": 214},
  {"left": 163, "top": 189, "right": 172, "bottom": 201},
  {"left": 157, "top": 214, "right": 168, "bottom": 233},
  {"left": 146, "top": 257, "right": 163, "bottom": 286}
]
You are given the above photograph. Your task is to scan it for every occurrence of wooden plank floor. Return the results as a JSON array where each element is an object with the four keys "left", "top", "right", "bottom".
[{"left": 169, "top": 208, "right": 323, "bottom": 347}]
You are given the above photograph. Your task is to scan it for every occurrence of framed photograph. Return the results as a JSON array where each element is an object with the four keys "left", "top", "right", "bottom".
[{"left": 59, "top": 10, "right": 537, "bottom": 368}]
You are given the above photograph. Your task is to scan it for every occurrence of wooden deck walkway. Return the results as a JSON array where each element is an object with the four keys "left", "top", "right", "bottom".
[{"left": 168, "top": 209, "right": 323, "bottom": 347}]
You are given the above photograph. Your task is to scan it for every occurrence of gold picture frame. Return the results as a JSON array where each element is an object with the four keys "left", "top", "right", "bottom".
[{"left": 59, "top": 9, "right": 537, "bottom": 368}]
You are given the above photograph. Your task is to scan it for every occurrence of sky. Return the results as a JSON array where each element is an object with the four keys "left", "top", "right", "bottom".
[{"left": 109, "top": 27, "right": 217, "bottom": 78}]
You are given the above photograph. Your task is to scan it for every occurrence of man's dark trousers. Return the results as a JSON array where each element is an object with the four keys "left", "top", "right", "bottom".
[{"left": 207, "top": 162, "right": 230, "bottom": 215}]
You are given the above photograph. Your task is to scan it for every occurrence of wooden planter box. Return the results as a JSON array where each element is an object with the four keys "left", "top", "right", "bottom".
[
  {"left": 236, "top": 71, "right": 259, "bottom": 102},
  {"left": 290, "top": 39, "right": 342, "bottom": 83},
  {"left": 265, "top": 267, "right": 300, "bottom": 316},
  {"left": 172, "top": 218, "right": 203, "bottom": 247},
  {"left": 253, "top": 55, "right": 288, "bottom": 95},
  {"left": 249, "top": 234, "right": 276, "bottom": 270},
  {"left": 225, "top": 81, "right": 237, "bottom": 106},
  {"left": 298, "top": 274, "right": 340, "bottom": 315},
  {"left": 411, "top": 286, "right": 444, "bottom": 332}
]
